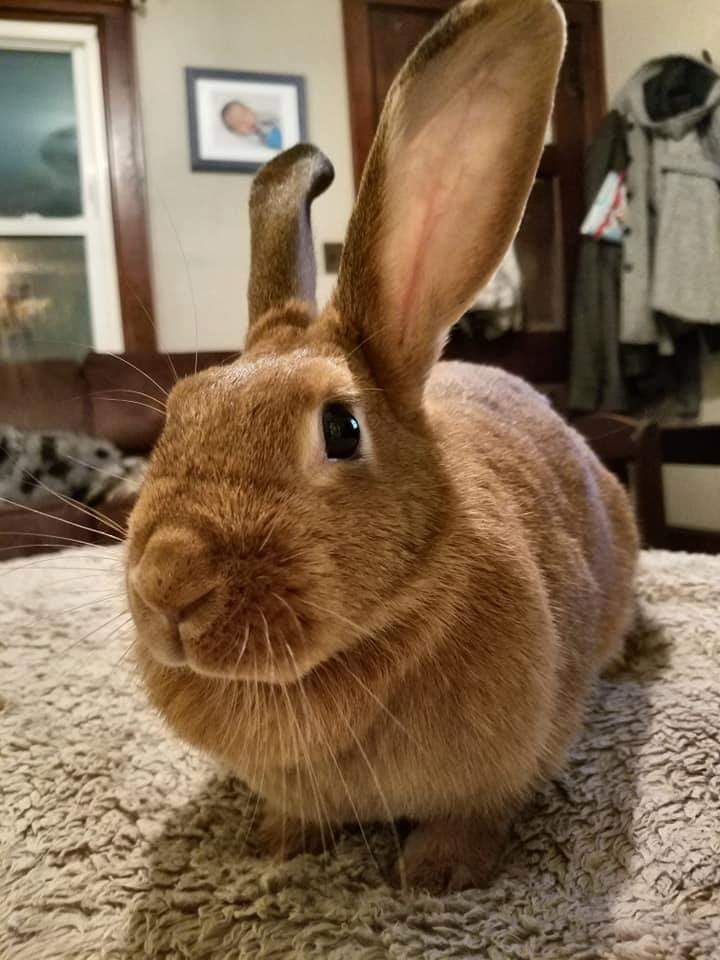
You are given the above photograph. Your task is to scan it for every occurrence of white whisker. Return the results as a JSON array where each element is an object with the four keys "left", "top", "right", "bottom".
[
  {"left": 0, "top": 496, "right": 124, "bottom": 542},
  {"left": 87, "top": 387, "right": 167, "bottom": 409},
  {"left": 61, "top": 610, "right": 133, "bottom": 656},
  {"left": 0, "top": 530, "right": 120, "bottom": 549},
  {"left": 15, "top": 470, "right": 128, "bottom": 537},
  {"left": 260, "top": 610, "right": 334, "bottom": 858},
  {"left": 34, "top": 338, "right": 169, "bottom": 399},
  {"left": 63, "top": 452, "right": 139, "bottom": 486},
  {"left": 90, "top": 396, "right": 165, "bottom": 417},
  {"left": 156, "top": 192, "right": 199, "bottom": 377},
  {"left": 0, "top": 557, "right": 120, "bottom": 581},
  {"left": 123, "top": 284, "right": 179, "bottom": 386},
  {"left": 298, "top": 597, "right": 421, "bottom": 749}
]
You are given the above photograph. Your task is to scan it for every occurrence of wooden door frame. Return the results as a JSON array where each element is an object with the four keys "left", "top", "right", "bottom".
[
  {"left": 341, "top": 0, "right": 606, "bottom": 385},
  {"left": 554, "top": 0, "right": 607, "bottom": 315},
  {"left": 0, "top": 0, "right": 155, "bottom": 351},
  {"left": 342, "top": 0, "right": 605, "bottom": 186},
  {"left": 342, "top": 0, "right": 455, "bottom": 185}
]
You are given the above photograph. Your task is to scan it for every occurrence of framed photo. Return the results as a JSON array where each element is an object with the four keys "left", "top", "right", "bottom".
[{"left": 186, "top": 68, "right": 307, "bottom": 173}]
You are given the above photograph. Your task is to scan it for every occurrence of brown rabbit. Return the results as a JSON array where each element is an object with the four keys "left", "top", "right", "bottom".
[{"left": 126, "top": 0, "right": 638, "bottom": 893}]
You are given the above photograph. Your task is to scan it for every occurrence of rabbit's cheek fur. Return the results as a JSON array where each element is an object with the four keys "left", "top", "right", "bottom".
[
  {"left": 125, "top": 350, "right": 427, "bottom": 685},
  {"left": 127, "top": 524, "right": 340, "bottom": 683},
  {"left": 127, "top": 485, "right": 359, "bottom": 684}
]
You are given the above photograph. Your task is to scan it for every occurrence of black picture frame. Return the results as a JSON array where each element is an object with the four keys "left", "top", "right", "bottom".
[{"left": 186, "top": 68, "right": 308, "bottom": 174}]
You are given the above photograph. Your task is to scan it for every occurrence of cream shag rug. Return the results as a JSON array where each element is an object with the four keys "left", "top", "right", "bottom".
[{"left": 1, "top": 546, "right": 719, "bottom": 959}]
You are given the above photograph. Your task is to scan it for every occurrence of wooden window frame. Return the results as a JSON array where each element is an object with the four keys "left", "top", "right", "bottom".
[{"left": 0, "top": 0, "right": 155, "bottom": 351}]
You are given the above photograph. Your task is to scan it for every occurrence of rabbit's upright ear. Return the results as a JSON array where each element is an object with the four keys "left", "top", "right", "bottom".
[
  {"left": 336, "top": 0, "right": 565, "bottom": 414},
  {"left": 248, "top": 144, "right": 334, "bottom": 330}
]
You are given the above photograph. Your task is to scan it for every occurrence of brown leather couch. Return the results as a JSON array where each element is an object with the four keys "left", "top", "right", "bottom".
[
  {"left": 1, "top": 351, "right": 235, "bottom": 558},
  {"left": 4, "top": 351, "right": 718, "bottom": 560}
]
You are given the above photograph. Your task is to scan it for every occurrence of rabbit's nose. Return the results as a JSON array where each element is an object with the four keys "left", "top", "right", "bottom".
[{"left": 130, "top": 528, "right": 217, "bottom": 630}]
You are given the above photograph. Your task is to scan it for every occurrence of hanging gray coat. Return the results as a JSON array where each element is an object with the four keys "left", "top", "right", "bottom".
[
  {"left": 570, "top": 55, "right": 720, "bottom": 415},
  {"left": 618, "top": 56, "right": 720, "bottom": 344}
]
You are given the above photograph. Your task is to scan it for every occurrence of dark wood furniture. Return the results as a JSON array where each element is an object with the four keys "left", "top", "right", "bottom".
[
  {"left": 660, "top": 425, "right": 720, "bottom": 554},
  {"left": 341, "top": 0, "right": 606, "bottom": 386},
  {"left": 0, "top": 0, "right": 155, "bottom": 350},
  {"left": 0, "top": 351, "right": 236, "bottom": 558},
  {"left": 574, "top": 414, "right": 720, "bottom": 554},
  {"left": 574, "top": 414, "right": 667, "bottom": 549}
]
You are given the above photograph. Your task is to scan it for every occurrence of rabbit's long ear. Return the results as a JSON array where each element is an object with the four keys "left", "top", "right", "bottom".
[
  {"left": 335, "top": 0, "right": 565, "bottom": 413},
  {"left": 248, "top": 144, "right": 334, "bottom": 328}
]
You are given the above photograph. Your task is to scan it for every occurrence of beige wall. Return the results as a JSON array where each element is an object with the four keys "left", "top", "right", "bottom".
[
  {"left": 134, "top": 0, "right": 354, "bottom": 353},
  {"left": 603, "top": 0, "right": 720, "bottom": 99},
  {"left": 602, "top": 0, "right": 720, "bottom": 530},
  {"left": 134, "top": 0, "right": 718, "bottom": 530}
]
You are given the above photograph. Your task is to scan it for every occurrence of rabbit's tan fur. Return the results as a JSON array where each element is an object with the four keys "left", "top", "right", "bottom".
[{"left": 127, "top": 0, "right": 639, "bottom": 893}]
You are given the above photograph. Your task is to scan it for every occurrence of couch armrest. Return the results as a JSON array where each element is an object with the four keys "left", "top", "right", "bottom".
[
  {"left": 82, "top": 351, "right": 238, "bottom": 454},
  {"left": 0, "top": 360, "right": 89, "bottom": 433},
  {"left": 0, "top": 496, "right": 133, "bottom": 560}
]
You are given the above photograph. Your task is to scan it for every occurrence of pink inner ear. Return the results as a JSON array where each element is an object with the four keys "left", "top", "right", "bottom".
[
  {"left": 394, "top": 107, "right": 470, "bottom": 346},
  {"left": 382, "top": 61, "right": 514, "bottom": 349},
  {"left": 342, "top": 0, "right": 565, "bottom": 398}
]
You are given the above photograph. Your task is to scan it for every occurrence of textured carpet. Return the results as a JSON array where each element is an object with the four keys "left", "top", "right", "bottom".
[{"left": 1, "top": 546, "right": 719, "bottom": 959}]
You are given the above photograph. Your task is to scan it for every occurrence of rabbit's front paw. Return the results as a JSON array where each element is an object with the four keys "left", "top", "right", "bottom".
[
  {"left": 256, "top": 809, "right": 333, "bottom": 859},
  {"left": 396, "top": 814, "right": 509, "bottom": 894}
]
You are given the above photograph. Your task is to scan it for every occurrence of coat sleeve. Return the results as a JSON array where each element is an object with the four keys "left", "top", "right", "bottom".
[{"left": 569, "top": 111, "right": 629, "bottom": 412}]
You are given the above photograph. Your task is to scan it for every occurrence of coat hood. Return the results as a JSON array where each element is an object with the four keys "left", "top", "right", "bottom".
[{"left": 616, "top": 55, "right": 720, "bottom": 139}]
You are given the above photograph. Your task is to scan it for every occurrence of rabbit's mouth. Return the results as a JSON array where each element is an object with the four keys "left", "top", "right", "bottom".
[
  {"left": 126, "top": 501, "right": 360, "bottom": 684},
  {"left": 128, "top": 546, "right": 352, "bottom": 685}
]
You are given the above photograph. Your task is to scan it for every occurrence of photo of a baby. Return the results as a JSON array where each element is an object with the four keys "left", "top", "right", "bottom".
[
  {"left": 220, "top": 101, "right": 283, "bottom": 151},
  {"left": 186, "top": 69, "right": 306, "bottom": 173}
]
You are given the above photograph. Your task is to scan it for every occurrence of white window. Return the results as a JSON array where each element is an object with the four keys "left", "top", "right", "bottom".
[{"left": 0, "top": 19, "right": 122, "bottom": 363}]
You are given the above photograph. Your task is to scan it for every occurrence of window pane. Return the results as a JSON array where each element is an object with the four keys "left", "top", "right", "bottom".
[
  {"left": 0, "top": 49, "right": 82, "bottom": 217},
  {"left": 0, "top": 237, "right": 91, "bottom": 362}
]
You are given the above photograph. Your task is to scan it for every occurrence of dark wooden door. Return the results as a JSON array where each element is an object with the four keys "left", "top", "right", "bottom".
[
  {"left": 342, "top": 0, "right": 453, "bottom": 182},
  {"left": 342, "top": 0, "right": 606, "bottom": 387}
]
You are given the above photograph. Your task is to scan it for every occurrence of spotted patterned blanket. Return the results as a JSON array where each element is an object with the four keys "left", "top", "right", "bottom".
[{"left": 0, "top": 424, "right": 144, "bottom": 507}]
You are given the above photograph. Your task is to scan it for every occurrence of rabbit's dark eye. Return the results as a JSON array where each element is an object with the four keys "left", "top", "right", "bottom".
[{"left": 322, "top": 403, "right": 360, "bottom": 460}]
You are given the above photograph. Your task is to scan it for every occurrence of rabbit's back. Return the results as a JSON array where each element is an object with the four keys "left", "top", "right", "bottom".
[{"left": 428, "top": 360, "right": 638, "bottom": 756}]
